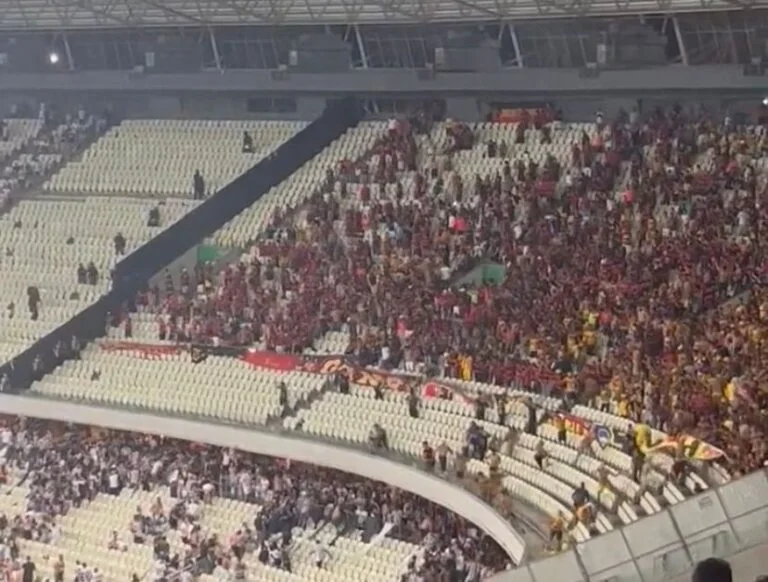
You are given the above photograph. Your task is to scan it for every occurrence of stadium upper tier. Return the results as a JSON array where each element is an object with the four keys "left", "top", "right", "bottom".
[
  {"left": 44, "top": 120, "right": 303, "bottom": 198},
  {"left": 0, "top": 118, "right": 302, "bottom": 364},
  {"left": 0, "top": 0, "right": 739, "bottom": 29}
]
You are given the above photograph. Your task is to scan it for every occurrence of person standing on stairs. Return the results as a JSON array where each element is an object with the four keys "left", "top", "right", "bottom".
[
  {"left": 193, "top": 169, "right": 205, "bottom": 200},
  {"left": 113, "top": 232, "right": 126, "bottom": 255},
  {"left": 242, "top": 131, "right": 254, "bottom": 153}
]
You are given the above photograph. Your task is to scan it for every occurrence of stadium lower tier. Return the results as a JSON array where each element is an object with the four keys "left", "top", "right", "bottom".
[{"left": 0, "top": 415, "right": 503, "bottom": 582}]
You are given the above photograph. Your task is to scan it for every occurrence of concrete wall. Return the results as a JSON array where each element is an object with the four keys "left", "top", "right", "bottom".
[
  {"left": 0, "top": 92, "right": 328, "bottom": 121},
  {"left": 2, "top": 91, "right": 764, "bottom": 124},
  {"left": 0, "top": 65, "right": 766, "bottom": 96}
]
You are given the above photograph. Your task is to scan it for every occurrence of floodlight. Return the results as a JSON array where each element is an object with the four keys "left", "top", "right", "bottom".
[{"left": 48, "top": 52, "right": 60, "bottom": 65}]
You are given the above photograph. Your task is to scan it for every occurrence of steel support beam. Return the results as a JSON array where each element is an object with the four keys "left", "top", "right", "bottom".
[
  {"left": 354, "top": 23, "right": 369, "bottom": 69},
  {"left": 209, "top": 27, "right": 223, "bottom": 70},
  {"left": 724, "top": 20, "right": 739, "bottom": 64},
  {"left": 63, "top": 33, "right": 76, "bottom": 71},
  {"left": 0, "top": 0, "right": 754, "bottom": 32},
  {"left": 508, "top": 23, "right": 524, "bottom": 68},
  {"left": 673, "top": 16, "right": 689, "bottom": 66}
]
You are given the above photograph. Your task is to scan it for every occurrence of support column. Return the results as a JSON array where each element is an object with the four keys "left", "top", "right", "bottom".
[
  {"left": 63, "top": 33, "right": 75, "bottom": 71},
  {"left": 209, "top": 27, "right": 222, "bottom": 71},
  {"left": 508, "top": 23, "right": 524, "bottom": 68},
  {"left": 673, "top": 16, "right": 689, "bottom": 66},
  {"left": 354, "top": 24, "right": 368, "bottom": 69}
]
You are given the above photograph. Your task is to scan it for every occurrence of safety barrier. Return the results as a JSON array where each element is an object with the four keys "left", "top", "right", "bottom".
[
  {"left": 0, "top": 394, "right": 528, "bottom": 565},
  {"left": 489, "top": 469, "right": 768, "bottom": 582}
]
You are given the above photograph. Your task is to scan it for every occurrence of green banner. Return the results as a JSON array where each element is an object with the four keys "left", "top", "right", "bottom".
[
  {"left": 482, "top": 263, "right": 507, "bottom": 286},
  {"left": 197, "top": 245, "right": 225, "bottom": 263},
  {"left": 453, "top": 261, "right": 507, "bottom": 288}
]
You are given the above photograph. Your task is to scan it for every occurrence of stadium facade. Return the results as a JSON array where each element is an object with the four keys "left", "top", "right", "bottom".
[{"left": 0, "top": 3, "right": 765, "bottom": 121}]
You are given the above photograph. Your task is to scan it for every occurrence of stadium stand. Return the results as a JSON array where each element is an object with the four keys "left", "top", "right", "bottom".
[
  {"left": 44, "top": 120, "right": 304, "bottom": 198},
  {"left": 0, "top": 6, "right": 767, "bottom": 579},
  {"left": 0, "top": 117, "right": 308, "bottom": 366},
  {"left": 13, "top": 103, "right": 764, "bottom": 574},
  {"left": 98, "top": 106, "right": 766, "bottom": 483},
  {"left": 0, "top": 414, "right": 512, "bottom": 582}
]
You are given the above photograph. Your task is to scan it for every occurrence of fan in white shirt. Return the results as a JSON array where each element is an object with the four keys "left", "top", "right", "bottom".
[
  {"left": 186, "top": 501, "right": 200, "bottom": 520},
  {"left": 311, "top": 540, "right": 330, "bottom": 568}
]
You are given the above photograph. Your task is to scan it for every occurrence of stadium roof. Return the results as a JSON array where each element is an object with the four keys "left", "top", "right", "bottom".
[{"left": 0, "top": 0, "right": 752, "bottom": 30}]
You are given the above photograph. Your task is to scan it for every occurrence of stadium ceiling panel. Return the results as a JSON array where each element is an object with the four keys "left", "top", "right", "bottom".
[{"left": 0, "top": 0, "right": 750, "bottom": 30}]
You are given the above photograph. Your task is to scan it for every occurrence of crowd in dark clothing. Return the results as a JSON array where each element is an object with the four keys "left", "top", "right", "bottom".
[{"left": 0, "top": 415, "right": 512, "bottom": 581}]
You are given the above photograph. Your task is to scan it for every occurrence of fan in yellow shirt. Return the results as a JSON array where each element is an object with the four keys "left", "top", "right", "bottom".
[
  {"left": 457, "top": 355, "right": 472, "bottom": 381},
  {"left": 617, "top": 397, "right": 629, "bottom": 418},
  {"left": 723, "top": 380, "right": 735, "bottom": 404},
  {"left": 609, "top": 375, "right": 623, "bottom": 398},
  {"left": 633, "top": 424, "right": 652, "bottom": 453}
]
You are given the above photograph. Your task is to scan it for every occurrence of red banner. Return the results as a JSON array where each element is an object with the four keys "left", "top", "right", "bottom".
[
  {"left": 99, "top": 341, "right": 182, "bottom": 359},
  {"left": 99, "top": 341, "right": 518, "bottom": 405},
  {"left": 493, "top": 108, "right": 528, "bottom": 124},
  {"left": 98, "top": 341, "right": 725, "bottom": 460},
  {"left": 492, "top": 107, "right": 554, "bottom": 125},
  {"left": 549, "top": 412, "right": 593, "bottom": 438},
  {"left": 241, "top": 350, "right": 303, "bottom": 372},
  {"left": 244, "top": 351, "right": 418, "bottom": 394},
  {"left": 242, "top": 351, "right": 473, "bottom": 403}
]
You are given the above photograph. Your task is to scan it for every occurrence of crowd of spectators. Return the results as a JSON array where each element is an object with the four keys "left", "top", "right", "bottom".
[
  {"left": 0, "top": 415, "right": 511, "bottom": 582},
  {"left": 135, "top": 104, "right": 768, "bottom": 477},
  {"left": 0, "top": 105, "right": 108, "bottom": 211}
]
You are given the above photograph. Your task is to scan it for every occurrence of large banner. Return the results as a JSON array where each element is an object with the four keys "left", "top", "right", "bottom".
[
  {"left": 100, "top": 341, "right": 183, "bottom": 359},
  {"left": 242, "top": 350, "right": 463, "bottom": 402},
  {"left": 491, "top": 107, "right": 555, "bottom": 124},
  {"left": 97, "top": 341, "right": 725, "bottom": 461},
  {"left": 633, "top": 423, "right": 725, "bottom": 462},
  {"left": 648, "top": 435, "right": 725, "bottom": 462},
  {"left": 544, "top": 411, "right": 615, "bottom": 448},
  {"left": 99, "top": 341, "right": 473, "bottom": 403}
]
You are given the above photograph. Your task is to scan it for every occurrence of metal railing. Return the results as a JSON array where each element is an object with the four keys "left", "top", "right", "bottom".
[
  {"left": 6, "top": 392, "right": 533, "bottom": 561},
  {"left": 8, "top": 391, "right": 767, "bottom": 581},
  {"left": 490, "top": 468, "right": 768, "bottom": 582}
]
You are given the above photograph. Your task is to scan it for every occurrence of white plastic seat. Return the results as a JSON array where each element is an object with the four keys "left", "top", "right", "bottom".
[
  {"left": 0, "top": 197, "right": 197, "bottom": 362},
  {"left": 45, "top": 120, "right": 305, "bottom": 198}
]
